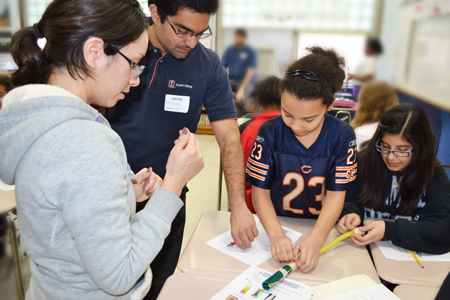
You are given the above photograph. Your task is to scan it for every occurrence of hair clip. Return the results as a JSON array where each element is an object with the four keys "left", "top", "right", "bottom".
[
  {"left": 285, "top": 69, "right": 335, "bottom": 94},
  {"left": 33, "top": 23, "right": 47, "bottom": 50}
]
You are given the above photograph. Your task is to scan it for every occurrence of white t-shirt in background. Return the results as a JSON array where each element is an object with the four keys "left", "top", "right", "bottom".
[
  {"left": 353, "top": 56, "right": 377, "bottom": 86},
  {"left": 355, "top": 122, "right": 379, "bottom": 150}
]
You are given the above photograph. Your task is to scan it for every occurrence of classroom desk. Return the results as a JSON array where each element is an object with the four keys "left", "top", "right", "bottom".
[
  {"left": 393, "top": 285, "right": 439, "bottom": 300},
  {"left": 178, "top": 211, "right": 380, "bottom": 286},
  {"left": 0, "top": 188, "right": 25, "bottom": 300},
  {"left": 157, "top": 273, "right": 230, "bottom": 300},
  {"left": 365, "top": 218, "right": 450, "bottom": 287}
]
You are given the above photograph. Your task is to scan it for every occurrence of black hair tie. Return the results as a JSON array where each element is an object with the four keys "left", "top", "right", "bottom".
[
  {"left": 285, "top": 69, "right": 335, "bottom": 94},
  {"left": 33, "top": 23, "right": 44, "bottom": 39}
]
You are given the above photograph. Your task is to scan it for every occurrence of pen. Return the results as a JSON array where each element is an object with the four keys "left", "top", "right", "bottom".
[
  {"left": 264, "top": 293, "right": 272, "bottom": 300},
  {"left": 227, "top": 242, "right": 236, "bottom": 247},
  {"left": 409, "top": 250, "right": 424, "bottom": 268}
]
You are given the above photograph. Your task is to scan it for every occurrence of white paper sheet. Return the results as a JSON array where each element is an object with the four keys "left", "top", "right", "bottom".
[
  {"left": 205, "top": 217, "right": 302, "bottom": 266},
  {"left": 320, "top": 284, "right": 401, "bottom": 300},
  {"left": 311, "top": 274, "right": 378, "bottom": 299},
  {"left": 376, "top": 241, "right": 450, "bottom": 262},
  {"left": 0, "top": 180, "right": 14, "bottom": 192},
  {"left": 210, "top": 266, "right": 311, "bottom": 300}
]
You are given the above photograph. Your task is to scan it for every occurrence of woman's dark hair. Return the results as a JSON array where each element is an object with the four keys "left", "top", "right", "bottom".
[
  {"left": 256, "top": 76, "right": 281, "bottom": 109},
  {"left": 149, "top": 0, "right": 219, "bottom": 22},
  {"left": 0, "top": 76, "right": 13, "bottom": 92},
  {"left": 358, "top": 104, "right": 445, "bottom": 215},
  {"left": 366, "top": 37, "right": 383, "bottom": 55},
  {"left": 280, "top": 47, "right": 345, "bottom": 107},
  {"left": 11, "top": 0, "right": 148, "bottom": 87}
]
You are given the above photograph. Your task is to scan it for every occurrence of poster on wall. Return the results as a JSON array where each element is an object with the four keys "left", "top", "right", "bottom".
[{"left": 0, "top": 0, "right": 20, "bottom": 54}]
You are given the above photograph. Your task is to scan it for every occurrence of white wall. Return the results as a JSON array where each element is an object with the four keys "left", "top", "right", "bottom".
[
  {"left": 375, "top": 0, "right": 403, "bottom": 82},
  {"left": 222, "top": 28, "right": 295, "bottom": 78}
]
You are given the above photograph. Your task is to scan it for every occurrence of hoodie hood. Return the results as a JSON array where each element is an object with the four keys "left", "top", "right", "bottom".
[{"left": 0, "top": 84, "right": 101, "bottom": 185}]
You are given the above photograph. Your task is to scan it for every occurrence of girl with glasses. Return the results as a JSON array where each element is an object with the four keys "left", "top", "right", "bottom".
[
  {"left": 0, "top": 1, "right": 203, "bottom": 299},
  {"left": 337, "top": 104, "right": 450, "bottom": 254},
  {"left": 247, "top": 47, "right": 357, "bottom": 273}
]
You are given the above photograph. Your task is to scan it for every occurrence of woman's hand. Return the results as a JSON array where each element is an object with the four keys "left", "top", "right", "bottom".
[
  {"left": 346, "top": 73, "right": 354, "bottom": 81},
  {"left": 133, "top": 168, "right": 163, "bottom": 202},
  {"left": 270, "top": 234, "right": 296, "bottom": 263},
  {"left": 162, "top": 128, "right": 204, "bottom": 196},
  {"left": 351, "top": 221, "right": 385, "bottom": 246},
  {"left": 293, "top": 235, "right": 322, "bottom": 273},
  {"left": 336, "top": 213, "right": 361, "bottom": 234}
]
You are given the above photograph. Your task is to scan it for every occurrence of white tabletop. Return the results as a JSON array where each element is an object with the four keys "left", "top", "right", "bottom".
[
  {"left": 365, "top": 219, "right": 450, "bottom": 287},
  {"left": 0, "top": 189, "right": 16, "bottom": 214},
  {"left": 157, "top": 273, "right": 230, "bottom": 300},
  {"left": 393, "top": 285, "right": 439, "bottom": 300},
  {"left": 178, "top": 211, "right": 380, "bottom": 286}
]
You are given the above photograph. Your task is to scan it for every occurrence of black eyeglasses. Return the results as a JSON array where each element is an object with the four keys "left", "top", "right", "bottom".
[
  {"left": 158, "top": 8, "right": 212, "bottom": 40},
  {"left": 108, "top": 43, "right": 145, "bottom": 79},
  {"left": 375, "top": 139, "right": 414, "bottom": 157}
]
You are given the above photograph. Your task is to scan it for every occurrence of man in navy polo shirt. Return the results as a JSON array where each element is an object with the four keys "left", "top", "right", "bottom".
[
  {"left": 222, "top": 28, "right": 257, "bottom": 117},
  {"left": 105, "top": 1, "right": 258, "bottom": 299}
]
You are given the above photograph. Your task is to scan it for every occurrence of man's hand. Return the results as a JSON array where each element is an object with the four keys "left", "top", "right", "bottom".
[
  {"left": 230, "top": 207, "right": 259, "bottom": 249},
  {"left": 236, "top": 88, "right": 245, "bottom": 102}
]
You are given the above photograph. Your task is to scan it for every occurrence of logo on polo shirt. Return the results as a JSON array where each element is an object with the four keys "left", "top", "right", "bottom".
[{"left": 168, "top": 80, "right": 176, "bottom": 88}]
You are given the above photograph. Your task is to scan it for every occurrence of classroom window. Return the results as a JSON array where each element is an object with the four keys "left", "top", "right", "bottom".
[
  {"left": 23, "top": 0, "right": 151, "bottom": 26},
  {"left": 297, "top": 33, "right": 367, "bottom": 74},
  {"left": 222, "top": 0, "right": 378, "bottom": 32}
]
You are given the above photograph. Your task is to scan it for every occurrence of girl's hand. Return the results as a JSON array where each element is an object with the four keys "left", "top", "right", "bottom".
[
  {"left": 336, "top": 213, "right": 361, "bottom": 234},
  {"left": 270, "top": 234, "right": 295, "bottom": 263},
  {"left": 133, "top": 168, "right": 163, "bottom": 202},
  {"left": 351, "top": 221, "right": 385, "bottom": 246},
  {"left": 162, "top": 128, "right": 204, "bottom": 196},
  {"left": 293, "top": 235, "right": 322, "bottom": 273}
]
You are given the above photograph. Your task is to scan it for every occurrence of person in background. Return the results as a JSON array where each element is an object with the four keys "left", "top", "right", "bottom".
[
  {"left": 0, "top": 75, "right": 13, "bottom": 110},
  {"left": 337, "top": 104, "right": 450, "bottom": 254},
  {"left": 347, "top": 37, "right": 383, "bottom": 100},
  {"left": 240, "top": 76, "right": 281, "bottom": 213},
  {"left": 0, "top": 0, "right": 204, "bottom": 299},
  {"left": 352, "top": 81, "right": 398, "bottom": 149},
  {"left": 249, "top": 47, "right": 356, "bottom": 273},
  {"left": 105, "top": 1, "right": 258, "bottom": 298},
  {"left": 222, "top": 28, "right": 258, "bottom": 117}
]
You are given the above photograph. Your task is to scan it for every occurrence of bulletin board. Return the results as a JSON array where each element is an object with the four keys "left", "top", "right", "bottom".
[{"left": 391, "top": 1, "right": 450, "bottom": 111}]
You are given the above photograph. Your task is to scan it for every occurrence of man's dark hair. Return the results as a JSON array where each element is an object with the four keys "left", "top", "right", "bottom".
[
  {"left": 366, "top": 37, "right": 383, "bottom": 55},
  {"left": 149, "top": 0, "right": 219, "bottom": 22},
  {"left": 234, "top": 28, "right": 247, "bottom": 38}
]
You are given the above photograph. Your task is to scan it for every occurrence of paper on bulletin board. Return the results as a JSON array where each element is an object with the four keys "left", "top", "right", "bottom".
[
  {"left": 210, "top": 266, "right": 311, "bottom": 300},
  {"left": 376, "top": 241, "right": 450, "bottom": 262},
  {"left": 0, "top": 179, "right": 14, "bottom": 191},
  {"left": 205, "top": 217, "right": 302, "bottom": 266}
]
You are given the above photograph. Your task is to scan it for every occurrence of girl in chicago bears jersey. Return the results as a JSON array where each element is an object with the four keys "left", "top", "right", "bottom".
[
  {"left": 337, "top": 104, "right": 450, "bottom": 254},
  {"left": 247, "top": 47, "right": 357, "bottom": 273}
]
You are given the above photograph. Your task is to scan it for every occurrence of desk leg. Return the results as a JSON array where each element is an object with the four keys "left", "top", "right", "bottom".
[
  {"left": 217, "top": 154, "right": 223, "bottom": 211},
  {"left": 6, "top": 216, "right": 25, "bottom": 300}
]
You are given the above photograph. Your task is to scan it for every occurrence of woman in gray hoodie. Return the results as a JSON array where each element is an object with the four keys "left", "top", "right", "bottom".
[{"left": 0, "top": 1, "right": 204, "bottom": 299}]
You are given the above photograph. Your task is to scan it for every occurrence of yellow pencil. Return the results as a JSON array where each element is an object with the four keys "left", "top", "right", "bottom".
[{"left": 409, "top": 250, "right": 424, "bottom": 268}]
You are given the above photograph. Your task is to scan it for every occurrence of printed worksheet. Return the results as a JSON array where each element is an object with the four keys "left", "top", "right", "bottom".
[
  {"left": 376, "top": 241, "right": 450, "bottom": 262},
  {"left": 311, "top": 274, "right": 378, "bottom": 299},
  {"left": 206, "top": 217, "right": 302, "bottom": 266},
  {"left": 0, "top": 180, "right": 14, "bottom": 192},
  {"left": 210, "top": 266, "right": 310, "bottom": 300},
  {"left": 319, "top": 284, "right": 400, "bottom": 300}
]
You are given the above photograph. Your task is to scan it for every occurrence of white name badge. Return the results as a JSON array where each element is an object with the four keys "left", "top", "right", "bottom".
[{"left": 164, "top": 94, "right": 190, "bottom": 113}]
